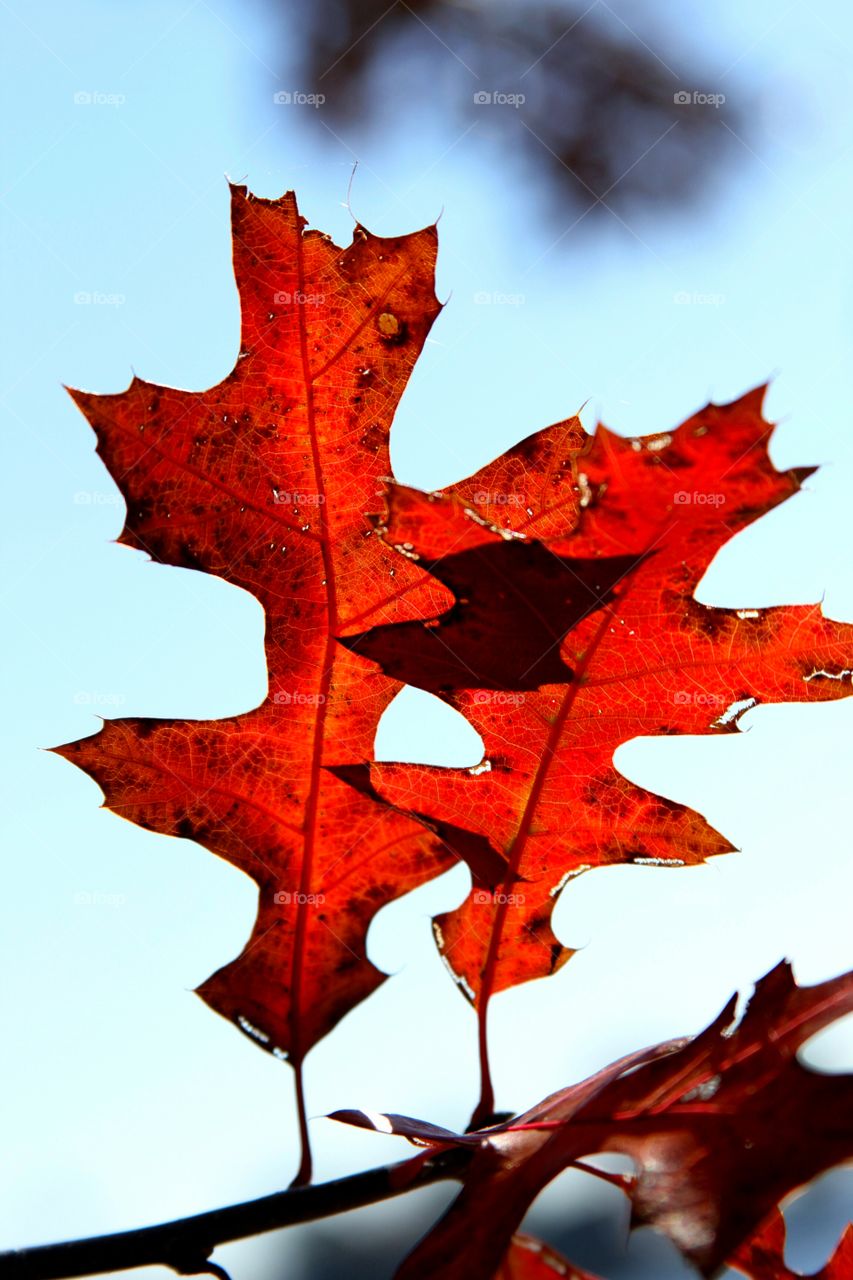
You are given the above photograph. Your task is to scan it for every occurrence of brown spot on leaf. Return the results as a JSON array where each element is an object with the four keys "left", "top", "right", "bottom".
[{"left": 377, "top": 311, "right": 406, "bottom": 343}]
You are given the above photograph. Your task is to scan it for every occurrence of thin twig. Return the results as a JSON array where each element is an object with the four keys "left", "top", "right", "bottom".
[{"left": 0, "top": 1149, "right": 470, "bottom": 1280}]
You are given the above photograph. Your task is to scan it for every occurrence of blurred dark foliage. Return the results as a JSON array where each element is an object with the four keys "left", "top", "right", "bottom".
[
  {"left": 284, "top": 0, "right": 749, "bottom": 224},
  {"left": 266, "top": 1207, "right": 693, "bottom": 1279}
]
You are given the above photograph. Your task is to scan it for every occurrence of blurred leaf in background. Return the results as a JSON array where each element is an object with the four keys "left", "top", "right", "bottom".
[{"left": 280, "top": 0, "right": 748, "bottom": 226}]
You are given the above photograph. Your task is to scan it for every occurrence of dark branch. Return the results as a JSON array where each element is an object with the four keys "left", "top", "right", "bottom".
[{"left": 0, "top": 1149, "right": 470, "bottom": 1280}]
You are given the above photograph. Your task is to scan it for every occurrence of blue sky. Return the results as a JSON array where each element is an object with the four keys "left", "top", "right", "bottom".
[{"left": 1, "top": 2, "right": 852, "bottom": 1276}]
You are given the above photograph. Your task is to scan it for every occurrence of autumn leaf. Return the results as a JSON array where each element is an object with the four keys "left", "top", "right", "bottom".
[
  {"left": 331, "top": 962, "right": 853, "bottom": 1280},
  {"left": 55, "top": 182, "right": 608, "bottom": 1185},
  {"left": 54, "top": 185, "right": 467, "bottom": 1179},
  {"left": 730, "top": 1209, "right": 853, "bottom": 1279},
  {"left": 352, "top": 388, "right": 853, "bottom": 1114},
  {"left": 496, "top": 1234, "right": 603, "bottom": 1279}
]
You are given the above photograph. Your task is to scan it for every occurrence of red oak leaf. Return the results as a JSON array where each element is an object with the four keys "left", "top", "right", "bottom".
[
  {"left": 331, "top": 963, "right": 853, "bottom": 1280},
  {"left": 55, "top": 183, "right": 601, "bottom": 1183},
  {"left": 730, "top": 1209, "right": 853, "bottom": 1279},
  {"left": 55, "top": 186, "right": 466, "bottom": 1180},
  {"left": 496, "top": 1234, "right": 603, "bottom": 1279},
  {"left": 354, "top": 389, "right": 853, "bottom": 1115}
]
